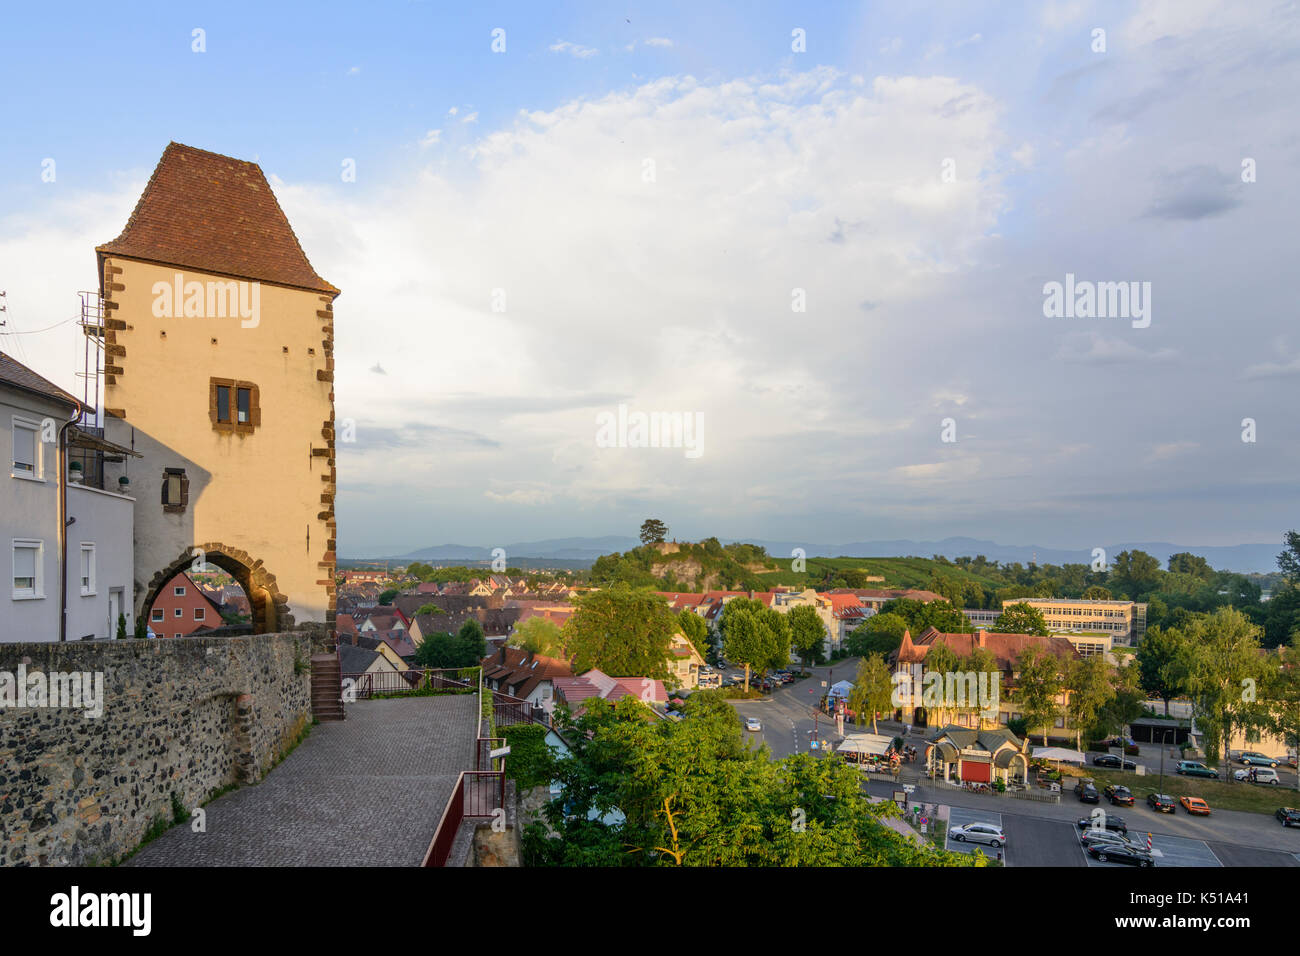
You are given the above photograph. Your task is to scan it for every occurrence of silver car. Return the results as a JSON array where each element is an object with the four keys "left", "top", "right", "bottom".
[{"left": 950, "top": 822, "right": 1005, "bottom": 847}]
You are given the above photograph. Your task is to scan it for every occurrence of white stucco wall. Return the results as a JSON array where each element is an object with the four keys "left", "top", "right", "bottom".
[
  {"left": 65, "top": 483, "right": 136, "bottom": 640},
  {"left": 1, "top": 390, "right": 71, "bottom": 642}
]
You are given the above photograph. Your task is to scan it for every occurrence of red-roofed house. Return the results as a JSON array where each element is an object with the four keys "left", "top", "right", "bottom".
[
  {"left": 553, "top": 668, "right": 668, "bottom": 715},
  {"left": 890, "top": 627, "right": 1081, "bottom": 737}
]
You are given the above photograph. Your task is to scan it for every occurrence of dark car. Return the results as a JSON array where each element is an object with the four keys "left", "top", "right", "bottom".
[
  {"left": 1076, "top": 783, "right": 1100, "bottom": 804},
  {"left": 1176, "top": 760, "right": 1219, "bottom": 779},
  {"left": 1277, "top": 807, "right": 1300, "bottom": 828},
  {"left": 1077, "top": 814, "right": 1128, "bottom": 834},
  {"left": 1105, "top": 784, "right": 1135, "bottom": 806},
  {"left": 1146, "top": 792, "right": 1176, "bottom": 813},
  {"left": 1088, "top": 842, "right": 1154, "bottom": 867},
  {"left": 1093, "top": 754, "right": 1138, "bottom": 770}
]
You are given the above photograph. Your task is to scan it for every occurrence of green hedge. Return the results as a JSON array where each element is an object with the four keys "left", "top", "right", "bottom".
[{"left": 500, "top": 724, "right": 554, "bottom": 790}]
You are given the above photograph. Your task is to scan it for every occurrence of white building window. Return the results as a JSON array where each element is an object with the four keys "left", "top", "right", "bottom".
[
  {"left": 152, "top": 608, "right": 164, "bottom": 622},
  {"left": 174, "top": 585, "right": 185, "bottom": 596},
  {"left": 11, "top": 418, "right": 41, "bottom": 478},
  {"left": 174, "top": 607, "right": 183, "bottom": 618},
  {"left": 12, "top": 539, "right": 44, "bottom": 599},
  {"left": 79, "top": 543, "right": 96, "bottom": 596}
]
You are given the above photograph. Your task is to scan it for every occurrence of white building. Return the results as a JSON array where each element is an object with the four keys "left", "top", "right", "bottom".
[{"left": 2, "top": 352, "right": 136, "bottom": 642}]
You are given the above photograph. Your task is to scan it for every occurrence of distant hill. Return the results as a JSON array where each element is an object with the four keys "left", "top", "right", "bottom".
[{"left": 369, "top": 535, "right": 1283, "bottom": 574}]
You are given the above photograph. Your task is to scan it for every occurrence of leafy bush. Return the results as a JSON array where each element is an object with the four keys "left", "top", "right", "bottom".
[{"left": 501, "top": 724, "right": 554, "bottom": 790}]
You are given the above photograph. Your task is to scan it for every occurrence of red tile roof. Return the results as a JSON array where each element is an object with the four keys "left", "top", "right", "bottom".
[{"left": 97, "top": 142, "right": 339, "bottom": 296}]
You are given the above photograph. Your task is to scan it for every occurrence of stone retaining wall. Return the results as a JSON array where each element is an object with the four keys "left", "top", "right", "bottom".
[{"left": 0, "top": 633, "right": 313, "bottom": 866}]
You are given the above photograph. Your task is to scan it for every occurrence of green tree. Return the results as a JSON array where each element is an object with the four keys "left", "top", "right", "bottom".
[
  {"left": 639, "top": 519, "right": 669, "bottom": 545},
  {"left": 1136, "top": 625, "right": 1191, "bottom": 715},
  {"left": 720, "top": 598, "right": 791, "bottom": 690},
  {"left": 1167, "top": 552, "right": 1213, "bottom": 580},
  {"left": 116, "top": 613, "right": 128, "bottom": 641},
  {"left": 1111, "top": 549, "right": 1162, "bottom": 598},
  {"left": 1064, "top": 655, "right": 1113, "bottom": 751},
  {"left": 415, "top": 603, "right": 444, "bottom": 617},
  {"left": 846, "top": 612, "right": 908, "bottom": 659},
  {"left": 378, "top": 588, "right": 399, "bottom": 605},
  {"left": 676, "top": 609, "right": 711, "bottom": 660},
  {"left": 1277, "top": 530, "right": 1300, "bottom": 583},
  {"left": 787, "top": 605, "right": 827, "bottom": 667},
  {"left": 919, "top": 643, "right": 962, "bottom": 728},
  {"left": 510, "top": 616, "right": 566, "bottom": 656},
  {"left": 848, "top": 656, "right": 895, "bottom": 733},
  {"left": 523, "top": 696, "right": 984, "bottom": 867},
  {"left": 991, "top": 602, "right": 1050, "bottom": 636},
  {"left": 1264, "top": 639, "right": 1300, "bottom": 793},
  {"left": 455, "top": 618, "right": 487, "bottom": 663},
  {"left": 1183, "top": 607, "right": 1268, "bottom": 768},
  {"left": 1096, "top": 659, "right": 1146, "bottom": 743},
  {"left": 1082, "top": 585, "right": 1112, "bottom": 601},
  {"left": 1014, "top": 645, "right": 1063, "bottom": 746},
  {"left": 563, "top": 587, "right": 675, "bottom": 680}
]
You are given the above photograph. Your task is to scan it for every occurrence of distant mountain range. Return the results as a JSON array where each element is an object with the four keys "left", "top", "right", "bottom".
[{"left": 367, "top": 535, "right": 1284, "bottom": 574}]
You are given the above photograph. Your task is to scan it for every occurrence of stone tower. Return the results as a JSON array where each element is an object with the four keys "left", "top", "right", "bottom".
[{"left": 95, "top": 142, "right": 338, "bottom": 634}]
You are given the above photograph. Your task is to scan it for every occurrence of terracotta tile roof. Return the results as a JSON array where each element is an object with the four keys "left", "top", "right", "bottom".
[
  {"left": 97, "top": 142, "right": 339, "bottom": 296},
  {"left": 896, "top": 627, "right": 1080, "bottom": 669},
  {"left": 0, "top": 352, "right": 81, "bottom": 411}
]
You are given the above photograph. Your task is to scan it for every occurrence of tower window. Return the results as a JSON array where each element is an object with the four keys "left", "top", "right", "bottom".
[{"left": 210, "top": 378, "right": 260, "bottom": 434}]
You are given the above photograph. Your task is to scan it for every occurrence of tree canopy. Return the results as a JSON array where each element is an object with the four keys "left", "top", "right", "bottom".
[
  {"left": 563, "top": 587, "right": 676, "bottom": 680},
  {"left": 523, "top": 694, "right": 985, "bottom": 867}
]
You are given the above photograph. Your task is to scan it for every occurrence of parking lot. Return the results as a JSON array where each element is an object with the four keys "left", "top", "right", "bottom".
[
  {"left": 1075, "top": 826, "right": 1222, "bottom": 867},
  {"left": 945, "top": 806, "right": 1008, "bottom": 864}
]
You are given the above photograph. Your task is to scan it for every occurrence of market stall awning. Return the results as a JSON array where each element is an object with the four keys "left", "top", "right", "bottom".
[
  {"left": 1031, "top": 746, "right": 1086, "bottom": 763},
  {"left": 836, "top": 733, "right": 895, "bottom": 757}
]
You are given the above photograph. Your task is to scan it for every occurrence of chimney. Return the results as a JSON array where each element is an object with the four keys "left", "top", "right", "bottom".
[{"left": 977, "top": 629, "right": 986, "bottom": 648}]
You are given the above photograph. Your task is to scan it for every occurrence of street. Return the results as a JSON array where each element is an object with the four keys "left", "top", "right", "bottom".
[{"left": 721, "top": 670, "right": 1300, "bottom": 867}]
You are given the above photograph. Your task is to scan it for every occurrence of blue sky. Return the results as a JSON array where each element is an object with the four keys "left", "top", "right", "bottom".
[{"left": 2, "top": 1, "right": 1298, "bottom": 557}]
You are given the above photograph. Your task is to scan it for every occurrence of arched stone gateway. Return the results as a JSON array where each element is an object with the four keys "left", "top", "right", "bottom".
[{"left": 142, "top": 544, "right": 293, "bottom": 635}]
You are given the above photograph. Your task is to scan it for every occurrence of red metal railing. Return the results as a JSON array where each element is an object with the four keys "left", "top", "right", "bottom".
[
  {"left": 491, "top": 689, "right": 552, "bottom": 728},
  {"left": 341, "top": 668, "right": 475, "bottom": 700},
  {"left": 422, "top": 767, "right": 506, "bottom": 867}
]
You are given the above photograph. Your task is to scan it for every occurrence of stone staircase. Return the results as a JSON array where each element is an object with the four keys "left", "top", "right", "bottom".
[{"left": 311, "top": 651, "right": 345, "bottom": 721}]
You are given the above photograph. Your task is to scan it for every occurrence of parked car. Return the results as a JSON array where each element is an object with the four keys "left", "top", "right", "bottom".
[
  {"left": 1080, "top": 827, "right": 1139, "bottom": 849},
  {"left": 949, "top": 822, "right": 1005, "bottom": 847},
  {"left": 744, "top": 716, "right": 762, "bottom": 732},
  {"left": 1077, "top": 814, "right": 1128, "bottom": 834},
  {"left": 1275, "top": 807, "right": 1300, "bottom": 828},
  {"left": 1146, "top": 793, "right": 1176, "bottom": 813},
  {"left": 1076, "top": 782, "right": 1100, "bottom": 804},
  {"left": 1105, "top": 784, "right": 1135, "bottom": 807},
  {"left": 1238, "top": 751, "right": 1280, "bottom": 767},
  {"left": 1092, "top": 754, "right": 1138, "bottom": 770},
  {"left": 1234, "top": 767, "right": 1280, "bottom": 785},
  {"left": 1087, "top": 842, "right": 1155, "bottom": 867},
  {"left": 1176, "top": 760, "right": 1219, "bottom": 779},
  {"left": 1180, "top": 796, "right": 1211, "bottom": 816}
]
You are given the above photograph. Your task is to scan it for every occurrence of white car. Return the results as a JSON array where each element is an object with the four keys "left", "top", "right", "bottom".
[
  {"left": 744, "top": 716, "right": 762, "bottom": 732},
  {"left": 1235, "top": 767, "right": 1280, "bottom": 785},
  {"left": 950, "top": 822, "right": 1005, "bottom": 848}
]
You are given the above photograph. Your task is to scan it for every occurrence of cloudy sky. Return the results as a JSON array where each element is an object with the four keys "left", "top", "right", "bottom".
[{"left": 2, "top": 1, "right": 1298, "bottom": 557}]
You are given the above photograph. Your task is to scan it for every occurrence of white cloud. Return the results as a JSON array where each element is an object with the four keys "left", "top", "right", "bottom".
[
  {"left": 549, "top": 40, "right": 598, "bottom": 58},
  {"left": 645, "top": 37, "right": 673, "bottom": 48},
  {"left": 420, "top": 129, "right": 441, "bottom": 147}
]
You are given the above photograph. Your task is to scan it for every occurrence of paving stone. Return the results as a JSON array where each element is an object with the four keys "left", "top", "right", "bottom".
[{"left": 125, "top": 695, "right": 476, "bottom": 867}]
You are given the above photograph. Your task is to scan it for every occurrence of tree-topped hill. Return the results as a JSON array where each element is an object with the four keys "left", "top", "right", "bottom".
[{"left": 589, "top": 538, "right": 778, "bottom": 591}]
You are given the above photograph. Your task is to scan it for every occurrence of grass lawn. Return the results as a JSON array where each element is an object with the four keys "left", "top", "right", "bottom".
[{"left": 1066, "top": 764, "right": 1299, "bottom": 815}]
